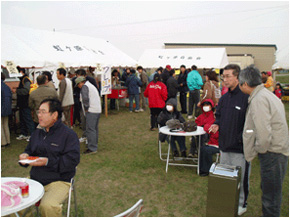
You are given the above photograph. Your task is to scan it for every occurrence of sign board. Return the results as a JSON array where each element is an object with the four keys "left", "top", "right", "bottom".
[
  {"left": 5, "top": 61, "right": 22, "bottom": 77},
  {"left": 100, "top": 66, "right": 112, "bottom": 96}
]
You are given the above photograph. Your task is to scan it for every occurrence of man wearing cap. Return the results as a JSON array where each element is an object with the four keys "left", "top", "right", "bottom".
[
  {"left": 75, "top": 76, "right": 101, "bottom": 154},
  {"left": 161, "top": 65, "right": 172, "bottom": 85},
  {"left": 261, "top": 71, "right": 274, "bottom": 92}
]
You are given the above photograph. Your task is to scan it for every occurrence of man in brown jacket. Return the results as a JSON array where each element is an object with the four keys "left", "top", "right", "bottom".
[
  {"left": 137, "top": 66, "right": 148, "bottom": 112},
  {"left": 29, "top": 75, "right": 58, "bottom": 125}
]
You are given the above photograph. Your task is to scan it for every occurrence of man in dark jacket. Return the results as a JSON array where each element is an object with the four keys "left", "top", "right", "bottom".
[
  {"left": 209, "top": 64, "right": 250, "bottom": 216},
  {"left": 125, "top": 69, "right": 142, "bottom": 112},
  {"left": 177, "top": 65, "right": 188, "bottom": 114},
  {"left": 161, "top": 65, "right": 171, "bottom": 84},
  {"left": 166, "top": 69, "right": 179, "bottom": 100},
  {"left": 16, "top": 67, "right": 35, "bottom": 141},
  {"left": 157, "top": 98, "right": 187, "bottom": 157},
  {"left": 19, "top": 98, "right": 80, "bottom": 217}
]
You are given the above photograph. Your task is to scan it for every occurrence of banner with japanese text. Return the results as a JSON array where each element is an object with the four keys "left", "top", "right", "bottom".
[{"left": 100, "top": 66, "right": 112, "bottom": 96}]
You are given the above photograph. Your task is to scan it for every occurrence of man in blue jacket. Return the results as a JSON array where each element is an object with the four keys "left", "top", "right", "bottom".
[
  {"left": 19, "top": 98, "right": 80, "bottom": 217},
  {"left": 125, "top": 69, "right": 142, "bottom": 113},
  {"left": 209, "top": 64, "right": 250, "bottom": 216},
  {"left": 186, "top": 65, "right": 203, "bottom": 119}
]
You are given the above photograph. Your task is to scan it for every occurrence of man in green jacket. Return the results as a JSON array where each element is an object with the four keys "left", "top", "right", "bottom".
[
  {"left": 239, "top": 65, "right": 288, "bottom": 217},
  {"left": 186, "top": 65, "right": 203, "bottom": 119}
]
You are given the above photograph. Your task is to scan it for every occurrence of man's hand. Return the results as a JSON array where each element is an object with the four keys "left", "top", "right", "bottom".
[
  {"left": 197, "top": 102, "right": 201, "bottom": 107},
  {"left": 29, "top": 157, "right": 48, "bottom": 167},
  {"left": 19, "top": 153, "right": 29, "bottom": 165},
  {"left": 209, "top": 124, "right": 219, "bottom": 134}
]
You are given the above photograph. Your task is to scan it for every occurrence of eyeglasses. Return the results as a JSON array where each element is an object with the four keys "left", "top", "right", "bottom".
[
  {"left": 36, "top": 110, "right": 51, "bottom": 116},
  {"left": 221, "top": 75, "right": 235, "bottom": 79}
]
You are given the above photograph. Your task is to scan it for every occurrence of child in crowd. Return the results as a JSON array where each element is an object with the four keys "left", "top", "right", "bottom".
[
  {"left": 274, "top": 83, "right": 284, "bottom": 99},
  {"left": 188, "top": 99, "right": 219, "bottom": 176},
  {"left": 157, "top": 98, "right": 187, "bottom": 157}
]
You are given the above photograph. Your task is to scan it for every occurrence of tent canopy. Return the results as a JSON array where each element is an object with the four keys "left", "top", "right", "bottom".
[
  {"left": 138, "top": 48, "right": 229, "bottom": 69},
  {"left": 2, "top": 24, "right": 137, "bottom": 68}
]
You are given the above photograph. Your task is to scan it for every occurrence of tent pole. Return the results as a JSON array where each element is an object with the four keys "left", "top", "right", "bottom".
[{"left": 105, "top": 95, "right": 108, "bottom": 118}]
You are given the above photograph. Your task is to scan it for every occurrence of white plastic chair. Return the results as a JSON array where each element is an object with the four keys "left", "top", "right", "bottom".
[
  {"left": 114, "top": 199, "right": 144, "bottom": 217},
  {"left": 67, "top": 177, "right": 77, "bottom": 217}
]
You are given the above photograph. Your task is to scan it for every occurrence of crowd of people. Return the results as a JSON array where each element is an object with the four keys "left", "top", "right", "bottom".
[{"left": 0, "top": 62, "right": 288, "bottom": 217}]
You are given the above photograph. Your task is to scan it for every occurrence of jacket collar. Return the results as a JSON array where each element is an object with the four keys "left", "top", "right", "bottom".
[
  {"left": 248, "top": 84, "right": 265, "bottom": 104},
  {"left": 228, "top": 84, "right": 240, "bottom": 95}
]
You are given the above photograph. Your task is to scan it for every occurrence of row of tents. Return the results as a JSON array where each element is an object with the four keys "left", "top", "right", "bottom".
[{"left": 2, "top": 24, "right": 229, "bottom": 71}]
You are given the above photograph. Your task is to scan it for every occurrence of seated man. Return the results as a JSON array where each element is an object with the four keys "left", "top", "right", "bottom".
[
  {"left": 157, "top": 98, "right": 187, "bottom": 157},
  {"left": 19, "top": 98, "right": 80, "bottom": 217}
]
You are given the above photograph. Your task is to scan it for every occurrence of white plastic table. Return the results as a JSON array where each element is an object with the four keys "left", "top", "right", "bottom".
[
  {"left": 1, "top": 177, "right": 44, "bottom": 217},
  {"left": 159, "top": 126, "right": 206, "bottom": 174}
]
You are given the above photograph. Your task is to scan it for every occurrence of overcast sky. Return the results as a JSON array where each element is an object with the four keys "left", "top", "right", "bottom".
[{"left": 2, "top": 1, "right": 289, "bottom": 68}]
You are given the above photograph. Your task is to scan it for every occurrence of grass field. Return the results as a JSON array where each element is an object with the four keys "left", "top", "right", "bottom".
[{"left": 1, "top": 101, "right": 289, "bottom": 217}]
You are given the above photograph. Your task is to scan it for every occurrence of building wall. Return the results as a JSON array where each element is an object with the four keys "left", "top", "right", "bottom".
[{"left": 164, "top": 44, "right": 276, "bottom": 72}]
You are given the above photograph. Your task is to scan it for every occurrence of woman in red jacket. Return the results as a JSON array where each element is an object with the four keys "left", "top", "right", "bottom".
[{"left": 144, "top": 74, "right": 168, "bottom": 131}]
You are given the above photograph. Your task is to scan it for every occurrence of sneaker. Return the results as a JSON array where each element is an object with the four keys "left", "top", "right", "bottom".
[
  {"left": 129, "top": 111, "right": 133, "bottom": 113},
  {"left": 16, "top": 135, "right": 28, "bottom": 140},
  {"left": 139, "top": 108, "right": 144, "bottom": 112},
  {"left": 188, "top": 153, "right": 194, "bottom": 158},
  {"left": 83, "top": 149, "right": 97, "bottom": 155},
  {"left": 187, "top": 115, "right": 193, "bottom": 119},
  {"left": 79, "top": 137, "right": 87, "bottom": 143},
  {"left": 238, "top": 206, "right": 247, "bottom": 216},
  {"left": 26, "top": 136, "right": 31, "bottom": 142},
  {"left": 134, "top": 110, "right": 140, "bottom": 113}
]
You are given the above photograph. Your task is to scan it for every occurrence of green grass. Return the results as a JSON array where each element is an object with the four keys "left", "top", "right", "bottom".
[
  {"left": 276, "top": 74, "right": 289, "bottom": 84},
  {"left": 1, "top": 103, "right": 289, "bottom": 217}
]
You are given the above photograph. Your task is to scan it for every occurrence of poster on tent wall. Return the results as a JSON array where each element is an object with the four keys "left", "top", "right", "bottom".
[
  {"left": 5, "top": 61, "right": 22, "bottom": 77},
  {"left": 100, "top": 66, "right": 112, "bottom": 96}
]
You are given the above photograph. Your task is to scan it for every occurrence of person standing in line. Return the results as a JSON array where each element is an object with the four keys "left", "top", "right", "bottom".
[
  {"left": 239, "top": 65, "right": 288, "bottom": 217},
  {"left": 177, "top": 65, "right": 188, "bottom": 114},
  {"left": 209, "top": 64, "right": 250, "bottom": 216},
  {"left": 161, "top": 65, "right": 172, "bottom": 85},
  {"left": 261, "top": 71, "right": 274, "bottom": 92},
  {"left": 166, "top": 69, "right": 179, "bottom": 100},
  {"left": 1, "top": 73, "right": 12, "bottom": 147},
  {"left": 16, "top": 67, "right": 35, "bottom": 141},
  {"left": 186, "top": 65, "right": 203, "bottom": 119},
  {"left": 42, "top": 71, "right": 55, "bottom": 90},
  {"left": 149, "top": 67, "right": 163, "bottom": 83},
  {"left": 56, "top": 68, "right": 74, "bottom": 128},
  {"left": 75, "top": 76, "right": 102, "bottom": 154},
  {"left": 29, "top": 75, "right": 58, "bottom": 126},
  {"left": 197, "top": 70, "right": 220, "bottom": 107},
  {"left": 125, "top": 69, "right": 143, "bottom": 113},
  {"left": 137, "top": 66, "right": 149, "bottom": 111},
  {"left": 144, "top": 73, "right": 168, "bottom": 131}
]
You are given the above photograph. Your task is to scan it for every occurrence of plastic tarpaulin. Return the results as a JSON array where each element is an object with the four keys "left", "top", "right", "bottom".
[
  {"left": 138, "top": 48, "right": 229, "bottom": 69},
  {"left": 1, "top": 25, "right": 137, "bottom": 68}
]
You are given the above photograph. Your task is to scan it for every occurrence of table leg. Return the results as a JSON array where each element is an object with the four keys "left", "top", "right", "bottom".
[
  {"left": 166, "top": 136, "right": 171, "bottom": 173},
  {"left": 197, "top": 135, "right": 201, "bottom": 175}
]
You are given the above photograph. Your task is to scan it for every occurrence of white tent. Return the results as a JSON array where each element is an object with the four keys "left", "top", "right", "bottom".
[
  {"left": 138, "top": 48, "right": 229, "bottom": 69},
  {"left": 1, "top": 24, "right": 137, "bottom": 68}
]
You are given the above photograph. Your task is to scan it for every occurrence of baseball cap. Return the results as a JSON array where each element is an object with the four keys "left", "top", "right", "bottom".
[{"left": 75, "top": 76, "right": 86, "bottom": 87}]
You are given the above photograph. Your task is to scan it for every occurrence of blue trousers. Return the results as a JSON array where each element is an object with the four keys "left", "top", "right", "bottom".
[
  {"left": 258, "top": 152, "right": 288, "bottom": 217},
  {"left": 199, "top": 145, "right": 219, "bottom": 173},
  {"left": 129, "top": 94, "right": 140, "bottom": 111}
]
